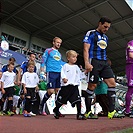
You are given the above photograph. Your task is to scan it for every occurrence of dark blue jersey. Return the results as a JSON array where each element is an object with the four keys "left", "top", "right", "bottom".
[
  {"left": 2, "top": 64, "right": 17, "bottom": 73},
  {"left": 21, "top": 61, "right": 36, "bottom": 74},
  {"left": 83, "top": 30, "right": 108, "bottom": 60}
]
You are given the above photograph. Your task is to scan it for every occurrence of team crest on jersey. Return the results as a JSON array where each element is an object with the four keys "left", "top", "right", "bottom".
[{"left": 97, "top": 40, "right": 107, "bottom": 49}]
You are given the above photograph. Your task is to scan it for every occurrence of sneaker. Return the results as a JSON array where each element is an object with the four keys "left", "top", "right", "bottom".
[
  {"left": 85, "top": 111, "right": 98, "bottom": 119},
  {"left": 23, "top": 113, "right": 31, "bottom": 117},
  {"left": 108, "top": 110, "right": 125, "bottom": 119},
  {"left": 23, "top": 113, "right": 28, "bottom": 117},
  {"left": 30, "top": 112, "right": 36, "bottom": 116},
  {"left": 42, "top": 112, "right": 47, "bottom": 116},
  {"left": 15, "top": 108, "right": 20, "bottom": 115},
  {"left": 53, "top": 108, "right": 59, "bottom": 119},
  {"left": 27, "top": 113, "right": 31, "bottom": 117},
  {"left": 77, "top": 114, "right": 87, "bottom": 120},
  {"left": 7, "top": 111, "right": 14, "bottom": 116}
]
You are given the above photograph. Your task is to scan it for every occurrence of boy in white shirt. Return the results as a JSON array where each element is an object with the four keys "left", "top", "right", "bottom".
[
  {"left": 53, "top": 50, "right": 86, "bottom": 120},
  {"left": 1, "top": 62, "right": 16, "bottom": 116},
  {"left": 22, "top": 61, "right": 39, "bottom": 117}
]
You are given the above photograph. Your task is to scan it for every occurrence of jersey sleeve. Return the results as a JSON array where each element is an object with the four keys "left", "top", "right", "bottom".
[
  {"left": 2, "top": 65, "right": 7, "bottom": 73},
  {"left": 41, "top": 49, "right": 48, "bottom": 68},
  {"left": 83, "top": 31, "right": 93, "bottom": 44},
  {"left": 21, "top": 61, "right": 26, "bottom": 69}
]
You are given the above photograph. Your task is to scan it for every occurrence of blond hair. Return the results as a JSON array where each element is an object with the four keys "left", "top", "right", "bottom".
[
  {"left": 53, "top": 37, "right": 62, "bottom": 42},
  {"left": 27, "top": 60, "right": 35, "bottom": 67},
  {"left": 66, "top": 50, "right": 78, "bottom": 58}
]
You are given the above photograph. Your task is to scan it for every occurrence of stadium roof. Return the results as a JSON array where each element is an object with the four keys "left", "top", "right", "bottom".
[{"left": 1, "top": 0, "right": 133, "bottom": 75}]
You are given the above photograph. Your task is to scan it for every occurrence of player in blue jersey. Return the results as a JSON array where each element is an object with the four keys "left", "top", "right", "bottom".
[
  {"left": 40, "top": 37, "right": 64, "bottom": 116},
  {"left": 2, "top": 57, "right": 17, "bottom": 73},
  {"left": 83, "top": 16, "right": 124, "bottom": 119}
]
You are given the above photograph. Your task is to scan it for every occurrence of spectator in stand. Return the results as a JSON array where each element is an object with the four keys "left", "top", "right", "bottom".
[
  {"left": 125, "top": 40, "right": 133, "bottom": 118},
  {"left": 1, "top": 62, "right": 16, "bottom": 116},
  {"left": 22, "top": 61, "right": 39, "bottom": 117}
]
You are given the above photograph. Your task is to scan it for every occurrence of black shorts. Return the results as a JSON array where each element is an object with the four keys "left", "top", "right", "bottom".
[
  {"left": 25, "top": 88, "right": 36, "bottom": 100},
  {"left": 88, "top": 59, "right": 114, "bottom": 84},
  {"left": 2, "top": 86, "right": 15, "bottom": 99},
  {"left": 56, "top": 85, "right": 81, "bottom": 106}
]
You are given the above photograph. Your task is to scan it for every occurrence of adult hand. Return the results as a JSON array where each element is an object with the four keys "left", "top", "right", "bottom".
[{"left": 85, "top": 62, "right": 93, "bottom": 72}]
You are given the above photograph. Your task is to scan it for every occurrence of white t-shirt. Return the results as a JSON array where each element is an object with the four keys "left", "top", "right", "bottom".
[
  {"left": 21, "top": 72, "right": 39, "bottom": 88},
  {"left": 61, "top": 63, "right": 81, "bottom": 86},
  {"left": 1, "top": 71, "right": 16, "bottom": 88}
]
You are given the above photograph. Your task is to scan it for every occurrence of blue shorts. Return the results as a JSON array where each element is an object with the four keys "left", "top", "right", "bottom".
[{"left": 46, "top": 72, "right": 61, "bottom": 89}]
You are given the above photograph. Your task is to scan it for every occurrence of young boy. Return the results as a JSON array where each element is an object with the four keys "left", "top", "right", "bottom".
[
  {"left": 21, "top": 61, "right": 39, "bottom": 117},
  {"left": 1, "top": 62, "right": 16, "bottom": 116},
  {"left": 53, "top": 50, "right": 86, "bottom": 120}
]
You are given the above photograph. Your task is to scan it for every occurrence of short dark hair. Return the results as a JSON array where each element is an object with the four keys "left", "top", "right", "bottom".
[
  {"left": 99, "top": 16, "right": 111, "bottom": 24},
  {"left": 29, "top": 52, "right": 36, "bottom": 56},
  {"left": 9, "top": 57, "right": 16, "bottom": 62}
]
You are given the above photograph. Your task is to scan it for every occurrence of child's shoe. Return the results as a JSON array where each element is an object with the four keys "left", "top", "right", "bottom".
[
  {"left": 27, "top": 113, "right": 31, "bottom": 117},
  {"left": 42, "top": 112, "right": 47, "bottom": 116},
  {"left": 53, "top": 108, "right": 59, "bottom": 119},
  {"left": 30, "top": 112, "right": 36, "bottom": 116},
  {"left": 77, "top": 114, "right": 87, "bottom": 120},
  {"left": 19, "top": 108, "right": 23, "bottom": 115},
  {"left": 15, "top": 108, "right": 20, "bottom": 115},
  {"left": 23, "top": 113, "right": 28, "bottom": 117},
  {"left": 7, "top": 111, "right": 14, "bottom": 116},
  {"left": 108, "top": 110, "right": 125, "bottom": 119}
]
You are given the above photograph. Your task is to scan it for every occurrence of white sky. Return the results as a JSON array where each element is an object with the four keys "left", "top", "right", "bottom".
[{"left": 125, "top": 0, "right": 133, "bottom": 10}]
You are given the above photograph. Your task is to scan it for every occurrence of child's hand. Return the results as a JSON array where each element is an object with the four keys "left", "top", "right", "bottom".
[
  {"left": 1, "top": 88, "right": 5, "bottom": 94},
  {"left": 63, "top": 78, "right": 68, "bottom": 83},
  {"left": 23, "top": 88, "right": 27, "bottom": 94},
  {"left": 35, "top": 86, "right": 39, "bottom": 92}
]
